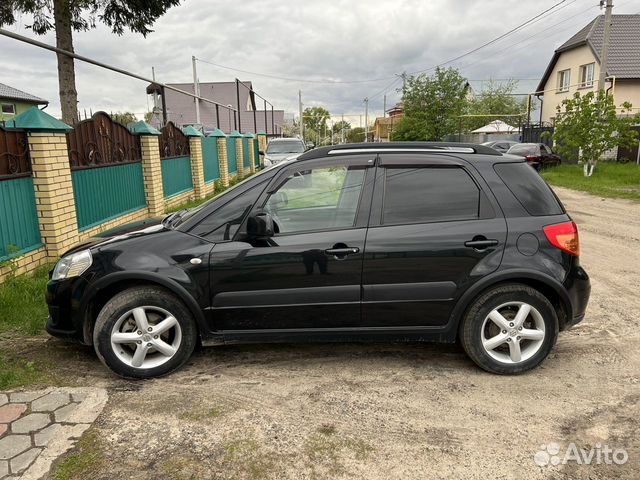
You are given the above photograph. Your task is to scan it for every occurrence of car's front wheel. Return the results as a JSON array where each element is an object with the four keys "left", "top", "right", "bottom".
[
  {"left": 459, "top": 284, "right": 559, "bottom": 374},
  {"left": 93, "top": 286, "right": 197, "bottom": 379}
]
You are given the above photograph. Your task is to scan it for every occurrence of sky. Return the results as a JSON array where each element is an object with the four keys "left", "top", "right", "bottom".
[{"left": 1, "top": 0, "right": 640, "bottom": 127}]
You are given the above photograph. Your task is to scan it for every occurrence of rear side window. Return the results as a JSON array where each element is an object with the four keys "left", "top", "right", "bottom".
[
  {"left": 383, "top": 167, "right": 479, "bottom": 224},
  {"left": 494, "top": 163, "right": 563, "bottom": 216}
]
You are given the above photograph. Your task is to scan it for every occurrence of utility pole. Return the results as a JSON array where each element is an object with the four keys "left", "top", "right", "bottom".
[
  {"left": 151, "top": 67, "right": 158, "bottom": 110},
  {"left": 383, "top": 94, "right": 387, "bottom": 118},
  {"left": 598, "top": 0, "right": 613, "bottom": 91},
  {"left": 364, "top": 97, "right": 369, "bottom": 143},
  {"left": 192, "top": 56, "right": 201, "bottom": 127},
  {"left": 235, "top": 78, "right": 242, "bottom": 133},
  {"left": 298, "top": 90, "right": 304, "bottom": 141}
]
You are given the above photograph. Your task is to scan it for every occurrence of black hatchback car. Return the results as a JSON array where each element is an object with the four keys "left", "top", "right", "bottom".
[{"left": 46, "top": 142, "right": 590, "bottom": 378}]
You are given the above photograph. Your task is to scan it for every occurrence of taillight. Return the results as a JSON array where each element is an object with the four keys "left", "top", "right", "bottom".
[
  {"left": 524, "top": 155, "right": 539, "bottom": 163},
  {"left": 543, "top": 221, "right": 580, "bottom": 256}
]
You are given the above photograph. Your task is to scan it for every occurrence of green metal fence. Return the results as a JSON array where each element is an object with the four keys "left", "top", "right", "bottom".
[
  {"left": 242, "top": 137, "right": 251, "bottom": 169},
  {"left": 202, "top": 137, "right": 220, "bottom": 183},
  {"left": 72, "top": 163, "right": 147, "bottom": 231},
  {"left": 0, "top": 177, "right": 42, "bottom": 260},
  {"left": 226, "top": 138, "right": 238, "bottom": 174},
  {"left": 161, "top": 155, "right": 193, "bottom": 198}
]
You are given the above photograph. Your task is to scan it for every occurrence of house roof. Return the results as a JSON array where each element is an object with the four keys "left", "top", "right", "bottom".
[
  {"left": 537, "top": 14, "right": 640, "bottom": 92},
  {"left": 0, "top": 83, "right": 48, "bottom": 105},
  {"left": 471, "top": 120, "right": 518, "bottom": 134}
]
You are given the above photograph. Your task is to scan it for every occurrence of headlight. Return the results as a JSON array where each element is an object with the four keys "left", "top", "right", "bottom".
[{"left": 52, "top": 250, "right": 93, "bottom": 281}]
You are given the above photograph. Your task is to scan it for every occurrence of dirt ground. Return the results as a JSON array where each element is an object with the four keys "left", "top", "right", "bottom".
[{"left": 10, "top": 187, "right": 640, "bottom": 479}]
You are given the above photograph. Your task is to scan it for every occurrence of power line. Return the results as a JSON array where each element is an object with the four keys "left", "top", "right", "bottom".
[{"left": 407, "top": 0, "right": 571, "bottom": 75}]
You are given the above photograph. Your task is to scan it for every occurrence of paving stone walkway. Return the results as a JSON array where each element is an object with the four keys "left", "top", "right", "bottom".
[{"left": 0, "top": 388, "right": 107, "bottom": 479}]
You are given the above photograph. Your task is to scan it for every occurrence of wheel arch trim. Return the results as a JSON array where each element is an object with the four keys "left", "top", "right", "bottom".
[
  {"left": 448, "top": 269, "right": 573, "bottom": 336},
  {"left": 80, "top": 271, "right": 209, "bottom": 344}
]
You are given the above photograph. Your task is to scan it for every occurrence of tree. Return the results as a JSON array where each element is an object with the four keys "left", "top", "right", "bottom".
[
  {"left": 112, "top": 111, "right": 137, "bottom": 126},
  {"left": 332, "top": 120, "right": 351, "bottom": 134},
  {"left": 465, "top": 79, "right": 527, "bottom": 131},
  {"left": 1, "top": 0, "right": 181, "bottom": 124},
  {"left": 303, "top": 106, "right": 330, "bottom": 141},
  {"left": 392, "top": 67, "right": 468, "bottom": 141},
  {"left": 553, "top": 91, "right": 640, "bottom": 177},
  {"left": 346, "top": 127, "right": 365, "bottom": 143},
  {"left": 143, "top": 111, "right": 153, "bottom": 123}
]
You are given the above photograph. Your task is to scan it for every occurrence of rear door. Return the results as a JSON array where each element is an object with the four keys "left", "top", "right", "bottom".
[{"left": 362, "top": 153, "right": 507, "bottom": 327}]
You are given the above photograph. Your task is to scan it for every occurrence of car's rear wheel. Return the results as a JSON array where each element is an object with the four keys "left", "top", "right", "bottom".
[
  {"left": 459, "top": 284, "right": 558, "bottom": 374},
  {"left": 93, "top": 286, "right": 197, "bottom": 379}
]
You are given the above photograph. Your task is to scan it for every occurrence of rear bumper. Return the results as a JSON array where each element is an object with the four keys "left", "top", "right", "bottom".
[{"left": 563, "top": 264, "right": 591, "bottom": 329}]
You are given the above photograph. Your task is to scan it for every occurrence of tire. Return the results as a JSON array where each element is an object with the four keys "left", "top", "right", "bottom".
[
  {"left": 93, "top": 286, "right": 198, "bottom": 379},
  {"left": 459, "top": 283, "right": 558, "bottom": 374}
]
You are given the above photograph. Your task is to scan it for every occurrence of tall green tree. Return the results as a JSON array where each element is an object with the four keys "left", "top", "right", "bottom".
[
  {"left": 553, "top": 91, "right": 640, "bottom": 177},
  {"left": 391, "top": 67, "right": 468, "bottom": 141},
  {"left": 465, "top": 79, "right": 527, "bottom": 131},
  {"left": 346, "top": 127, "right": 365, "bottom": 143},
  {"left": 1, "top": 0, "right": 181, "bottom": 124},
  {"left": 302, "top": 106, "right": 330, "bottom": 142},
  {"left": 112, "top": 111, "right": 137, "bottom": 126}
]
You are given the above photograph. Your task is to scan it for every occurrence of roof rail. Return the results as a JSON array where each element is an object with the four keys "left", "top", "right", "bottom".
[{"left": 298, "top": 142, "right": 501, "bottom": 160}]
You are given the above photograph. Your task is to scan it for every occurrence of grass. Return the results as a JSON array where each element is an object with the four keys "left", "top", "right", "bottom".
[
  {"left": 0, "top": 264, "right": 51, "bottom": 337},
  {"left": 542, "top": 163, "right": 640, "bottom": 201},
  {"left": 0, "top": 353, "right": 43, "bottom": 390},
  {"left": 52, "top": 431, "right": 105, "bottom": 480}
]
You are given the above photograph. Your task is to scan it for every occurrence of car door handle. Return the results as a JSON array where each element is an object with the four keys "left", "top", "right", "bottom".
[
  {"left": 464, "top": 239, "right": 498, "bottom": 249},
  {"left": 324, "top": 247, "right": 360, "bottom": 256}
]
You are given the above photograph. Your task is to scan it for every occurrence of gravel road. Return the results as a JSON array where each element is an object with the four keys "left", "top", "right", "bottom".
[{"left": 34, "top": 187, "right": 639, "bottom": 479}]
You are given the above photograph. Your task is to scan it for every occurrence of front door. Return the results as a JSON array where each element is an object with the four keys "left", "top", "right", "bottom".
[
  {"left": 208, "top": 154, "right": 375, "bottom": 332},
  {"left": 362, "top": 154, "right": 507, "bottom": 327}
]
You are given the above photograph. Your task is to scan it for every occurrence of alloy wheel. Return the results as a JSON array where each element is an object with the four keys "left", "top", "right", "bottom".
[
  {"left": 110, "top": 306, "right": 182, "bottom": 369},
  {"left": 480, "top": 301, "right": 546, "bottom": 364}
]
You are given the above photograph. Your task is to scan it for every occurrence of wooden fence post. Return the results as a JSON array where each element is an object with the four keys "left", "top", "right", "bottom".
[{"left": 130, "top": 121, "right": 164, "bottom": 216}]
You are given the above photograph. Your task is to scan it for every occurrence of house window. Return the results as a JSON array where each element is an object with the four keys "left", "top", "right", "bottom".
[
  {"left": 557, "top": 69, "right": 571, "bottom": 92},
  {"left": 1, "top": 104, "right": 15, "bottom": 115},
  {"left": 579, "top": 63, "right": 595, "bottom": 87}
]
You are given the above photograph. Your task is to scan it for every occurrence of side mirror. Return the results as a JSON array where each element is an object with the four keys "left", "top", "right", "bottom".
[
  {"left": 259, "top": 150, "right": 265, "bottom": 155},
  {"left": 247, "top": 213, "right": 274, "bottom": 238}
]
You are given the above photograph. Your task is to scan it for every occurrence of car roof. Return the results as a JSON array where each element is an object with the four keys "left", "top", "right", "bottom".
[{"left": 297, "top": 142, "right": 514, "bottom": 162}]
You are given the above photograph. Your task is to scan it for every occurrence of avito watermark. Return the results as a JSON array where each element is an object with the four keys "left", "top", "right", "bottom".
[{"left": 534, "top": 442, "right": 628, "bottom": 467}]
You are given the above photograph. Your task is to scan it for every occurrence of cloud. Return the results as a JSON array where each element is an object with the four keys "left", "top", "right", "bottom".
[{"left": 1, "top": 0, "right": 637, "bottom": 123}]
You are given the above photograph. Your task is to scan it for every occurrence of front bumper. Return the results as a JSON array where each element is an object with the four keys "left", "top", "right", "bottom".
[{"left": 45, "top": 275, "right": 91, "bottom": 344}]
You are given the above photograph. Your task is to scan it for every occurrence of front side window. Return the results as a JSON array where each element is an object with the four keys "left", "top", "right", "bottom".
[
  {"left": 264, "top": 165, "right": 365, "bottom": 234},
  {"left": 558, "top": 69, "right": 571, "bottom": 92},
  {"left": 382, "top": 167, "right": 479, "bottom": 225},
  {"left": 579, "top": 63, "right": 595, "bottom": 87}
]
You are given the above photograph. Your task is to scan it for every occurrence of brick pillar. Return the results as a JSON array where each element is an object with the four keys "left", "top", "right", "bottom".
[
  {"left": 236, "top": 138, "right": 245, "bottom": 179},
  {"left": 140, "top": 135, "right": 165, "bottom": 216},
  {"left": 28, "top": 132, "right": 79, "bottom": 259},
  {"left": 217, "top": 138, "right": 229, "bottom": 187},
  {"left": 249, "top": 137, "right": 257, "bottom": 173},
  {"left": 189, "top": 137, "right": 205, "bottom": 199},
  {"left": 258, "top": 134, "right": 267, "bottom": 167}
]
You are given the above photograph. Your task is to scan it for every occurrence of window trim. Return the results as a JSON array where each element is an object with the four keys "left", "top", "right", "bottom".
[
  {"left": 578, "top": 62, "right": 595, "bottom": 88},
  {"left": 379, "top": 165, "right": 483, "bottom": 227},
  {"left": 1, "top": 103, "right": 16, "bottom": 115},
  {"left": 557, "top": 69, "right": 571, "bottom": 93}
]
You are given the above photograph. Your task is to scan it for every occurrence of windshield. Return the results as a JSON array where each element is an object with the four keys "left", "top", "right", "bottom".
[{"left": 266, "top": 141, "right": 305, "bottom": 154}]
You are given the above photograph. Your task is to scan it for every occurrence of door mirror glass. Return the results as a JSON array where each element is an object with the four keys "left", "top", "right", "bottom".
[{"left": 247, "top": 213, "right": 274, "bottom": 238}]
